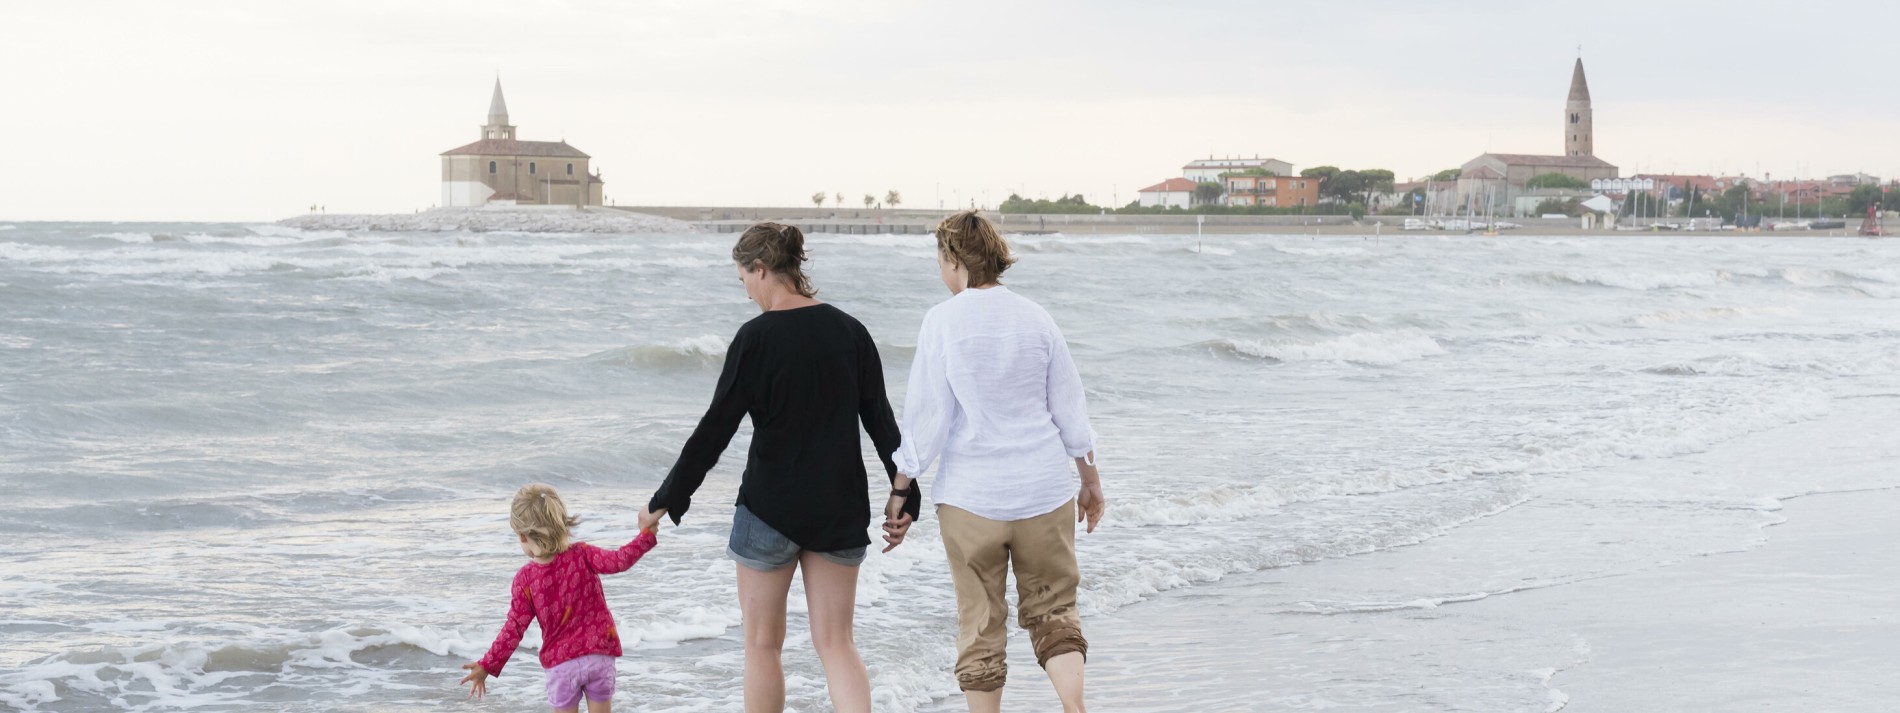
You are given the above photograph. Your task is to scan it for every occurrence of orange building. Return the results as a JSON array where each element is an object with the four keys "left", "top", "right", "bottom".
[{"left": 1223, "top": 174, "right": 1320, "bottom": 208}]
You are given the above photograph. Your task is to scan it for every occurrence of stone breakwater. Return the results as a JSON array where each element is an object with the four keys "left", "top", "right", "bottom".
[{"left": 277, "top": 207, "right": 693, "bottom": 234}]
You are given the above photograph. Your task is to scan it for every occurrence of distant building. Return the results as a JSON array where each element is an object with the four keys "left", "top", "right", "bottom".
[
  {"left": 1224, "top": 174, "right": 1319, "bottom": 208},
  {"left": 1829, "top": 173, "right": 1880, "bottom": 187},
  {"left": 1632, "top": 174, "right": 1718, "bottom": 197},
  {"left": 1184, "top": 157, "right": 1295, "bottom": 183},
  {"left": 440, "top": 80, "right": 605, "bottom": 207},
  {"left": 1135, "top": 178, "right": 1197, "bottom": 209},
  {"left": 1456, "top": 58, "right": 1619, "bottom": 216}
]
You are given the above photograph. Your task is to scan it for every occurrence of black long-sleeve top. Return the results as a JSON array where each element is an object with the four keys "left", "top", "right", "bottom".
[{"left": 648, "top": 303, "right": 921, "bottom": 553}]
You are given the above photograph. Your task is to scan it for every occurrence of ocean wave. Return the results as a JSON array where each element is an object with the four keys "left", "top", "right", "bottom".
[
  {"left": 0, "top": 224, "right": 16, "bottom": 231},
  {"left": 590, "top": 335, "right": 731, "bottom": 369},
  {"left": 90, "top": 232, "right": 157, "bottom": 243},
  {"left": 1269, "top": 244, "right": 1369, "bottom": 257},
  {"left": 1183, "top": 245, "right": 1236, "bottom": 256},
  {"left": 804, "top": 234, "right": 932, "bottom": 248},
  {"left": 1, "top": 241, "right": 731, "bottom": 278},
  {"left": 1213, "top": 330, "right": 1447, "bottom": 365},
  {"left": 1630, "top": 306, "right": 1795, "bottom": 327},
  {"left": 1532, "top": 270, "right": 1723, "bottom": 290}
]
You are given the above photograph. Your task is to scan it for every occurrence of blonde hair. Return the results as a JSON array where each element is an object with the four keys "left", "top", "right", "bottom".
[
  {"left": 935, "top": 210, "right": 1014, "bottom": 286},
  {"left": 732, "top": 222, "right": 816, "bottom": 297},
  {"left": 511, "top": 483, "right": 579, "bottom": 557}
]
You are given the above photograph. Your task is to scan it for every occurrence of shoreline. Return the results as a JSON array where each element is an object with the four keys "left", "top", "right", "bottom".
[{"left": 918, "top": 396, "right": 1900, "bottom": 712}]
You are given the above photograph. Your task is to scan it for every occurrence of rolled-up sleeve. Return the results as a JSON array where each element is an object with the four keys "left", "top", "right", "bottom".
[
  {"left": 893, "top": 313, "right": 958, "bottom": 478},
  {"left": 1044, "top": 321, "right": 1097, "bottom": 462}
]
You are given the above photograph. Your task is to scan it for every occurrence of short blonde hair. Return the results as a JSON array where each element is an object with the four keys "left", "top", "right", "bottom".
[
  {"left": 511, "top": 483, "right": 579, "bottom": 557},
  {"left": 935, "top": 210, "right": 1014, "bottom": 286}
]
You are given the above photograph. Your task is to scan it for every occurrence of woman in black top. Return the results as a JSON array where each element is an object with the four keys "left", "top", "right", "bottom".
[{"left": 639, "top": 223, "right": 918, "bottom": 713}]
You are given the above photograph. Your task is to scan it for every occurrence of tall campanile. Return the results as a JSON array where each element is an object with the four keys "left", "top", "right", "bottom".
[{"left": 1565, "top": 58, "right": 1593, "bottom": 157}]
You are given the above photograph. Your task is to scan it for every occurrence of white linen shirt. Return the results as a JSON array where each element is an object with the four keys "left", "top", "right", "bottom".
[{"left": 893, "top": 286, "right": 1096, "bottom": 522}]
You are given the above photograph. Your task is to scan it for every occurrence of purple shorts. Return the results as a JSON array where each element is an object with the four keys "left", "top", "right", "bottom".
[{"left": 545, "top": 654, "right": 616, "bottom": 709}]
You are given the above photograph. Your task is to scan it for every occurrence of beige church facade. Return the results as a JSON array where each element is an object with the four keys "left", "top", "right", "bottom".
[{"left": 440, "top": 81, "right": 604, "bottom": 207}]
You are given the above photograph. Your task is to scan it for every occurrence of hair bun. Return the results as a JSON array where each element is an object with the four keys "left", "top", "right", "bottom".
[{"left": 732, "top": 222, "right": 816, "bottom": 297}]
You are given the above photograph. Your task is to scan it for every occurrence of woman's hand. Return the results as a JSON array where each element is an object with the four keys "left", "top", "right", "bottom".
[
  {"left": 881, "top": 509, "right": 912, "bottom": 555},
  {"left": 458, "top": 662, "right": 489, "bottom": 700},
  {"left": 882, "top": 491, "right": 913, "bottom": 553},
  {"left": 883, "top": 491, "right": 907, "bottom": 524},
  {"left": 638, "top": 505, "right": 668, "bottom": 534},
  {"left": 1077, "top": 480, "right": 1105, "bottom": 533}
]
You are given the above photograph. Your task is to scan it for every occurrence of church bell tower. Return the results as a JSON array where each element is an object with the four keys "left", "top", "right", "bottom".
[
  {"left": 1565, "top": 58, "right": 1593, "bottom": 157},
  {"left": 483, "top": 79, "right": 515, "bottom": 141}
]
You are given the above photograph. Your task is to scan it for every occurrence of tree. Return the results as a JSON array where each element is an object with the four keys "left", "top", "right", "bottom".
[
  {"left": 1847, "top": 184, "right": 1885, "bottom": 214},
  {"left": 1525, "top": 173, "right": 1590, "bottom": 191},
  {"left": 1431, "top": 168, "right": 1462, "bottom": 182},
  {"left": 1535, "top": 198, "right": 1582, "bottom": 217},
  {"left": 1300, "top": 165, "right": 1341, "bottom": 182},
  {"left": 863, "top": 194, "right": 875, "bottom": 209},
  {"left": 1319, "top": 170, "right": 1366, "bottom": 204},
  {"left": 1358, "top": 169, "right": 1396, "bottom": 207},
  {"left": 811, "top": 192, "right": 827, "bottom": 207},
  {"left": 834, "top": 192, "right": 845, "bottom": 207},
  {"left": 1193, "top": 181, "right": 1224, "bottom": 206},
  {"left": 886, "top": 190, "right": 902, "bottom": 208}
]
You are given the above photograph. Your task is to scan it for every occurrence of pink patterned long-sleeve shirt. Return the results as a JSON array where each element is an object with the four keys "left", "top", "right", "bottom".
[{"left": 478, "top": 531, "right": 657, "bottom": 677}]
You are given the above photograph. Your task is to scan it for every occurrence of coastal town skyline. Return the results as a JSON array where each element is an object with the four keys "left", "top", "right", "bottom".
[{"left": 3, "top": 0, "right": 1896, "bottom": 221}]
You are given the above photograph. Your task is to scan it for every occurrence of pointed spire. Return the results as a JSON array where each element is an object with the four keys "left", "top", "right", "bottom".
[
  {"left": 1568, "top": 58, "right": 1591, "bottom": 102},
  {"left": 488, "top": 78, "right": 510, "bottom": 125}
]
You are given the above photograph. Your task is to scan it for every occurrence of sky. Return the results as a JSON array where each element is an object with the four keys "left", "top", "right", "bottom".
[{"left": 2, "top": 0, "right": 1896, "bottom": 221}]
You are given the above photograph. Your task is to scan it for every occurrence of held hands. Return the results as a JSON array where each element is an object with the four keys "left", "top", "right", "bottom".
[
  {"left": 882, "top": 491, "right": 913, "bottom": 553},
  {"left": 637, "top": 505, "right": 668, "bottom": 535},
  {"left": 458, "top": 662, "right": 489, "bottom": 700}
]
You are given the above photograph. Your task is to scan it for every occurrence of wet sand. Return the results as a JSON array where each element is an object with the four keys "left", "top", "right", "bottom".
[{"left": 921, "top": 397, "right": 1900, "bottom": 711}]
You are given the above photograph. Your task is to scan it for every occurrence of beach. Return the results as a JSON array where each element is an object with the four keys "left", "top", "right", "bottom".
[
  {"left": 2, "top": 222, "right": 1896, "bottom": 711},
  {"left": 936, "top": 396, "right": 1900, "bottom": 712}
]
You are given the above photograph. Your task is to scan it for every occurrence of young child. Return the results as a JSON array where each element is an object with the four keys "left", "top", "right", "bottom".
[{"left": 459, "top": 484, "right": 658, "bottom": 712}]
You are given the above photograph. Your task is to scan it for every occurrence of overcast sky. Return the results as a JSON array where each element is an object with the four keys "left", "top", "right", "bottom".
[{"left": 3, "top": 0, "right": 1895, "bottom": 221}]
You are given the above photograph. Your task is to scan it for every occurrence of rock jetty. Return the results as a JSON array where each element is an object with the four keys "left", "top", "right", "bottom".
[{"left": 277, "top": 207, "right": 693, "bottom": 234}]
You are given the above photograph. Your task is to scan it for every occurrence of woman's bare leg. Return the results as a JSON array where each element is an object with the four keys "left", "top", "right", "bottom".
[
  {"left": 737, "top": 562, "right": 797, "bottom": 713},
  {"left": 799, "top": 551, "right": 872, "bottom": 713},
  {"left": 1045, "top": 651, "right": 1087, "bottom": 712},
  {"left": 963, "top": 687, "right": 1003, "bottom": 713},
  {"left": 585, "top": 699, "right": 611, "bottom": 713}
]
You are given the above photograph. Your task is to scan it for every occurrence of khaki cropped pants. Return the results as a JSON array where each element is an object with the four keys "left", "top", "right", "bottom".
[{"left": 938, "top": 499, "right": 1088, "bottom": 692}]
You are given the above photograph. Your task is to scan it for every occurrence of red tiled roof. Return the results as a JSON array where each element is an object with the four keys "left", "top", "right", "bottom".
[
  {"left": 1137, "top": 177, "right": 1199, "bottom": 193},
  {"left": 442, "top": 139, "right": 591, "bottom": 158}
]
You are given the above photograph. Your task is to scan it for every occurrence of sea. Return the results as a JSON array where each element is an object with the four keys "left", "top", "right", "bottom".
[{"left": 2, "top": 222, "right": 1897, "bottom": 712}]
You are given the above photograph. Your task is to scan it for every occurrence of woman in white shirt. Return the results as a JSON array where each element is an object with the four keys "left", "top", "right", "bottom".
[{"left": 882, "top": 210, "right": 1106, "bottom": 713}]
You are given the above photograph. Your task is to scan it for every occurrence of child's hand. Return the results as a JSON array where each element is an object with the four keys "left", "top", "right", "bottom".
[
  {"left": 459, "top": 662, "right": 489, "bottom": 700},
  {"left": 638, "top": 505, "right": 667, "bottom": 534}
]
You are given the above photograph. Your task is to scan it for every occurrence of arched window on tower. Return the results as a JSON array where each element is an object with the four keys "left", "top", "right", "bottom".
[
  {"left": 488, "top": 161, "right": 497, "bottom": 174},
  {"left": 567, "top": 163, "right": 574, "bottom": 176},
  {"left": 1571, "top": 113, "right": 1579, "bottom": 124}
]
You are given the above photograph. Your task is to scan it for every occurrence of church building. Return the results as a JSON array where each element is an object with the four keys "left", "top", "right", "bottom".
[
  {"left": 440, "top": 81, "right": 604, "bottom": 207},
  {"left": 1457, "top": 59, "right": 1618, "bottom": 215}
]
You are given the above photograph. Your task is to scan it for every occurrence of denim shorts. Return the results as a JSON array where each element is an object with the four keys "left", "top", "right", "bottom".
[{"left": 728, "top": 504, "right": 866, "bottom": 571}]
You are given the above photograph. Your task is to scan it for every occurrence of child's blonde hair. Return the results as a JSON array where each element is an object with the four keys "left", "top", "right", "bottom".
[{"left": 511, "top": 483, "right": 579, "bottom": 557}]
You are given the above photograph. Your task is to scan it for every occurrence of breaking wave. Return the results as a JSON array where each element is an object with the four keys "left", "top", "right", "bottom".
[{"left": 1211, "top": 330, "right": 1447, "bottom": 365}]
